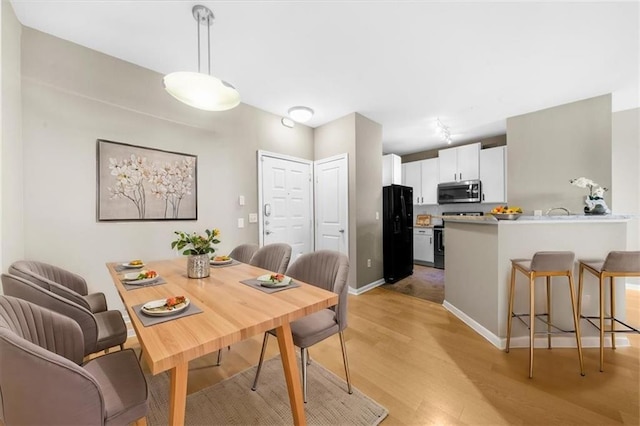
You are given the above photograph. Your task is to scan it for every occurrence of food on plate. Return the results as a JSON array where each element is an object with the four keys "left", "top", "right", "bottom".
[
  {"left": 129, "top": 259, "right": 143, "bottom": 266},
  {"left": 213, "top": 255, "right": 231, "bottom": 262},
  {"left": 135, "top": 270, "right": 158, "bottom": 280},
  {"left": 165, "top": 295, "right": 186, "bottom": 309},
  {"left": 490, "top": 205, "right": 523, "bottom": 214},
  {"left": 269, "top": 273, "right": 285, "bottom": 283}
]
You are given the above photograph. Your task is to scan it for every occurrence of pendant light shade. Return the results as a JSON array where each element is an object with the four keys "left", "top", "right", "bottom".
[
  {"left": 164, "top": 5, "right": 240, "bottom": 112},
  {"left": 164, "top": 72, "right": 240, "bottom": 111}
]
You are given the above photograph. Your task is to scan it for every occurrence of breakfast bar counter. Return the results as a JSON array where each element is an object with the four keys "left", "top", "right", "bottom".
[{"left": 442, "top": 215, "right": 631, "bottom": 349}]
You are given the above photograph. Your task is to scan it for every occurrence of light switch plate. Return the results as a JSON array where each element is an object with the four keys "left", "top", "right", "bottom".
[
  {"left": 237, "top": 218, "right": 245, "bottom": 228},
  {"left": 239, "top": 195, "right": 245, "bottom": 206},
  {"left": 248, "top": 213, "right": 258, "bottom": 223}
]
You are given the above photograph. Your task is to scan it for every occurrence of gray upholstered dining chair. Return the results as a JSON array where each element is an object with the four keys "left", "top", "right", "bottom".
[
  {"left": 0, "top": 295, "right": 148, "bottom": 426},
  {"left": 1, "top": 273, "right": 127, "bottom": 357},
  {"left": 9, "top": 259, "right": 108, "bottom": 313},
  {"left": 251, "top": 250, "right": 352, "bottom": 402},
  {"left": 229, "top": 243, "right": 259, "bottom": 263},
  {"left": 249, "top": 243, "right": 292, "bottom": 274}
]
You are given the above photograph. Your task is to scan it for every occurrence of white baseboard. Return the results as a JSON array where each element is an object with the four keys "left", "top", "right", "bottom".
[
  {"left": 627, "top": 283, "right": 640, "bottom": 291},
  {"left": 122, "top": 313, "right": 136, "bottom": 338},
  {"left": 349, "top": 278, "right": 386, "bottom": 295},
  {"left": 443, "top": 300, "right": 503, "bottom": 348},
  {"left": 443, "top": 300, "right": 630, "bottom": 350}
]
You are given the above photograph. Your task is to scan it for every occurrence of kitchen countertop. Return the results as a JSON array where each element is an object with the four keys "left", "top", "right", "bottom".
[{"left": 442, "top": 214, "right": 632, "bottom": 225}]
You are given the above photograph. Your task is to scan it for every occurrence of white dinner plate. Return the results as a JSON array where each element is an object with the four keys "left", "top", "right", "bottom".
[
  {"left": 121, "top": 262, "right": 145, "bottom": 269},
  {"left": 141, "top": 298, "right": 190, "bottom": 317},
  {"left": 257, "top": 274, "right": 292, "bottom": 288},
  {"left": 122, "top": 272, "right": 160, "bottom": 285},
  {"left": 210, "top": 258, "right": 233, "bottom": 265}
]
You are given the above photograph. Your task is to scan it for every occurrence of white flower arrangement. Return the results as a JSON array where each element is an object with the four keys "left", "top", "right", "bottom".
[{"left": 570, "top": 177, "right": 608, "bottom": 200}]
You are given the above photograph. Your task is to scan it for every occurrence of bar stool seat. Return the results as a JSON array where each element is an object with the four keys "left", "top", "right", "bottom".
[
  {"left": 578, "top": 251, "right": 640, "bottom": 372},
  {"left": 506, "top": 251, "right": 585, "bottom": 378}
]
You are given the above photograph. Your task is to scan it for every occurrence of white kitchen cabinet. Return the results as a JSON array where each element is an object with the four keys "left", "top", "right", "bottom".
[
  {"left": 402, "top": 158, "right": 439, "bottom": 205},
  {"left": 438, "top": 142, "right": 480, "bottom": 182},
  {"left": 382, "top": 154, "right": 402, "bottom": 186},
  {"left": 480, "top": 146, "right": 507, "bottom": 203},
  {"left": 420, "top": 158, "right": 439, "bottom": 205},
  {"left": 414, "top": 227, "right": 434, "bottom": 264},
  {"left": 403, "top": 161, "right": 422, "bottom": 205}
]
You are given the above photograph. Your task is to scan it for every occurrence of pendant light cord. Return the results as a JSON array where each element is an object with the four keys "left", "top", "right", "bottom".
[
  {"left": 196, "top": 11, "right": 201, "bottom": 74},
  {"left": 207, "top": 14, "right": 211, "bottom": 75}
]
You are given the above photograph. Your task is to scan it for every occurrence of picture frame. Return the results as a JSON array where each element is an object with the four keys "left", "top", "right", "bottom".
[{"left": 96, "top": 139, "right": 197, "bottom": 221}]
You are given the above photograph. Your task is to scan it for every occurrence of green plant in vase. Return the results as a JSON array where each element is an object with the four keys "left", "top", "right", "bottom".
[{"left": 171, "top": 229, "right": 221, "bottom": 278}]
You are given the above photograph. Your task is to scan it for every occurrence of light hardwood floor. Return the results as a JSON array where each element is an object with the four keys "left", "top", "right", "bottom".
[{"left": 129, "top": 287, "right": 639, "bottom": 425}]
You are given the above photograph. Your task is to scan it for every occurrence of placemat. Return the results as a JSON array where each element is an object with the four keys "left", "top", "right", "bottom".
[
  {"left": 132, "top": 300, "right": 203, "bottom": 327},
  {"left": 122, "top": 276, "right": 167, "bottom": 291},
  {"left": 239, "top": 278, "right": 300, "bottom": 294},
  {"left": 210, "top": 259, "right": 242, "bottom": 268}
]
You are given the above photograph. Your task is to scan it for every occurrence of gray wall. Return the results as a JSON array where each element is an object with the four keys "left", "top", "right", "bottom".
[
  {"left": 612, "top": 108, "right": 639, "bottom": 284},
  {"left": 18, "top": 27, "right": 314, "bottom": 310},
  {"left": 507, "top": 94, "right": 612, "bottom": 214},
  {"left": 314, "top": 113, "right": 383, "bottom": 289},
  {"left": 355, "top": 114, "right": 383, "bottom": 287},
  {"left": 1, "top": 0, "right": 24, "bottom": 272}
]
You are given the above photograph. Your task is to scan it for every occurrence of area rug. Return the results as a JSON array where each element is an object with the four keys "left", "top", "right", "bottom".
[
  {"left": 146, "top": 356, "right": 388, "bottom": 425},
  {"left": 382, "top": 265, "right": 444, "bottom": 304}
]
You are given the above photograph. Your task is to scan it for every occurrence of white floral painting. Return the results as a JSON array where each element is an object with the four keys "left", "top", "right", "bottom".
[{"left": 97, "top": 140, "right": 197, "bottom": 221}]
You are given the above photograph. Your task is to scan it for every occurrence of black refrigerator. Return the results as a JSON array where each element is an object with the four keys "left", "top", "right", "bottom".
[{"left": 383, "top": 184, "right": 413, "bottom": 283}]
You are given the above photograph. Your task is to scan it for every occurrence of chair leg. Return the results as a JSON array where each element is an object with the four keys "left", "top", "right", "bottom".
[
  {"left": 251, "top": 333, "right": 269, "bottom": 391},
  {"left": 306, "top": 349, "right": 312, "bottom": 366},
  {"left": 567, "top": 273, "right": 585, "bottom": 376},
  {"left": 529, "top": 274, "right": 535, "bottom": 379},
  {"left": 546, "top": 276, "right": 552, "bottom": 349},
  {"left": 610, "top": 276, "right": 616, "bottom": 350},
  {"left": 339, "top": 331, "right": 353, "bottom": 395},
  {"left": 216, "top": 349, "right": 222, "bottom": 366},
  {"left": 301, "top": 347, "right": 308, "bottom": 403},
  {"left": 599, "top": 276, "right": 605, "bottom": 372},
  {"left": 506, "top": 265, "right": 516, "bottom": 353},
  {"left": 120, "top": 343, "right": 125, "bottom": 351},
  {"left": 138, "top": 347, "right": 144, "bottom": 362},
  {"left": 134, "top": 416, "right": 147, "bottom": 426},
  {"left": 578, "top": 264, "right": 584, "bottom": 317}
]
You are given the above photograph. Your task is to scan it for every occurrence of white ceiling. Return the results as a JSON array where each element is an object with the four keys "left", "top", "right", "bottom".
[{"left": 9, "top": 0, "right": 639, "bottom": 155}]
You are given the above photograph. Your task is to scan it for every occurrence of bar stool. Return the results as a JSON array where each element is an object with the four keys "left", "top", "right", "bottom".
[
  {"left": 506, "top": 251, "right": 585, "bottom": 378},
  {"left": 578, "top": 251, "right": 640, "bottom": 372}
]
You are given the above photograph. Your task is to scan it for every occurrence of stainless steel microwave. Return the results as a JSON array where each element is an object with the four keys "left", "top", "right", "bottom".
[{"left": 437, "top": 180, "right": 482, "bottom": 204}]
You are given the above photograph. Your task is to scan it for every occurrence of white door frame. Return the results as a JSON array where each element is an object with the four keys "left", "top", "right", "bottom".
[
  {"left": 313, "top": 153, "right": 349, "bottom": 255},
  {"left": 257, "top": 150, "right": 314, "bottom": 248}
]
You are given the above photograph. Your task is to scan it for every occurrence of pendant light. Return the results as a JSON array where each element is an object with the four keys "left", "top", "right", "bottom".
[{"left": 163, "top": 5, "right": 240, "bottom": 111}]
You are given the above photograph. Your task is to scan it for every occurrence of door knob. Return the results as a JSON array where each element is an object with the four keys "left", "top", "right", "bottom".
[
  {"left": 265, "top": 230, "right": 272, "bottom": 235},
  {"left": 339, "top": 229, "right": 345, "bottom": 233}
]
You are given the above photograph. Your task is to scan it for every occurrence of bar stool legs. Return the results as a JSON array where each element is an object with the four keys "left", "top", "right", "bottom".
[
  {"left": 578, "top": 251, "right": 640, "bottom": 372},
  {"left": 506, "top": 251, "right": 584, "bottom": 378}
]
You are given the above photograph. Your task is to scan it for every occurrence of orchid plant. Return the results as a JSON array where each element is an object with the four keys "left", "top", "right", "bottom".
[{"left": 570, "top": 177, "right": 608, "bottom": 200}]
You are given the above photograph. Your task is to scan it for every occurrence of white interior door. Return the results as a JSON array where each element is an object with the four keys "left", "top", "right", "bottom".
[
  {"left": 258, "top": 152, "right": 313, "bottom": 260},
  {"left": 314, "top": 154, "right": 348, "bottom": 255}
]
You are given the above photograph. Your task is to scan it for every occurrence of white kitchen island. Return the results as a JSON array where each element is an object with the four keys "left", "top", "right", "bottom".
[{"left": 443, "top": 215, "right": 631, "bottom": 349}]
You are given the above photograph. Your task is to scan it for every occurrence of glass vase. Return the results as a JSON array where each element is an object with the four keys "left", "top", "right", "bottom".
[{"left": 187, "top": 253, "right": 210, "bottom": 278}]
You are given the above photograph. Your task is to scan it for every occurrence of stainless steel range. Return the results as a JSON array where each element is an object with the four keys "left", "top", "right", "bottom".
[{"left": 433, "top": 211, "right": 484, "bottom": 269}]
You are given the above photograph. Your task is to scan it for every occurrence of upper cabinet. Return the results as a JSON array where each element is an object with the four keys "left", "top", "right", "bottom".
[
  {"left": 402, "top": 158, "right": 439, "bottom": 205},
  {"left": 382, "top": 154, "right": 402, "bottom": 186},
  {"left": 438, "top": 142, "right": 480, "bottom": 182},
  {"left": 480, "top": 146, "right": 507, "bottom": 203}
]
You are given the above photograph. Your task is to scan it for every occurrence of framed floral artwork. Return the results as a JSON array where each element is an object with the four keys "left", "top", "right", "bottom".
[{"left": 96, "top": 139, "right": 197, "bottom": 221}]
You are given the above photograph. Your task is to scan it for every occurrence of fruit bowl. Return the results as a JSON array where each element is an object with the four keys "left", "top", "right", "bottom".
[{"left": 491, "top": 213, "right": 522, "bottom": 221}]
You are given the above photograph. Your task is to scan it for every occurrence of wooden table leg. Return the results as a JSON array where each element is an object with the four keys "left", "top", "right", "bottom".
[
  {"left": 169, "top": 362, "right": 189, "bottom": 425},
  {"left": 275, "top": 322, "right": 307, "bottom": 426}
]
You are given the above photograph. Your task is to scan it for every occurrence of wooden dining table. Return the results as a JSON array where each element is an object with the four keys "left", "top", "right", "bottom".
[{"left": 107, "top": 257, "right": 338, "bottom": 426}]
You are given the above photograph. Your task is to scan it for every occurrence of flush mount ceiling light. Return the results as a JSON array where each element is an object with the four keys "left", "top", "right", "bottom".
[
  {"left": 163, "top": 5, "right": 240, "bottom": 112},
  {"left": 288, "top": 106, "right": 314, "bottom": 123},
  {"left": 436, "top": 118, "right": 453, "bottom": 144},
  {"left": 281, "top": 117, "right": 295, "bottom": 128}
]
